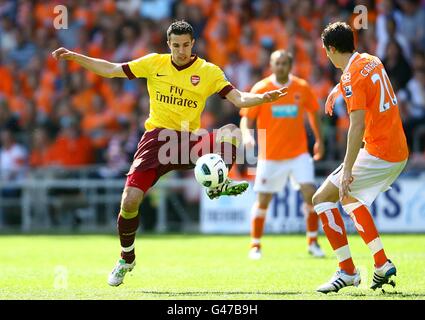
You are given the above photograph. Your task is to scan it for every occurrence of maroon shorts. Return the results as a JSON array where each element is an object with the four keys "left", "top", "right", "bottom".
[{"left": 125, "top": 128, "right": 216, "bottom": 193}]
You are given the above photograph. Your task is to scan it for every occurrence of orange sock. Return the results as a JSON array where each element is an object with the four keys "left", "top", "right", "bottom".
[
  {"left": 304, "top": 204, "right": 319, "bottom": 245},
  {"left": 314, "top": 202, "right": 355, "bottom": 274},
  {"left": 250, "top": 205, "right": 267, "bottom": 248},
  {"left": 343, "top": 202, "right": 388, "bottom": 267}
]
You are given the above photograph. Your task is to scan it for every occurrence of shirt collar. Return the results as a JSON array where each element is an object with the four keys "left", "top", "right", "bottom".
[
  {"left": 171, "top": 54, "right": 198, "bottom": 71},
  {"left": 270, "top": 73, "right": 292, "bottom": 88},
  {"left": 343, "top": 52, "right": 359, "bottom": 73}
]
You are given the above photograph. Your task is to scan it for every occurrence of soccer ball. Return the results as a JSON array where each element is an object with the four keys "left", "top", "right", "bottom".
[{"left": 194, "top": 153, "right": 228, "bottom": 188}]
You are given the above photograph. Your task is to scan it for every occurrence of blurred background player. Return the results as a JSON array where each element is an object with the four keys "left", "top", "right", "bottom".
[
  {"left": 313, "top": 22, "right": 409, "bottom": 294},
  {"left": 52, "top": 20, "right": 287, "bottom": 287},
  {"left": 240, "top": 50, "right": 325, "bottom": 260}
]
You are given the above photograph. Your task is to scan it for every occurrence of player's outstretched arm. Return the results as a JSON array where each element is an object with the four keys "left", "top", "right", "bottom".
[
  {"left": 225, "top": 87, "right": 287, "bottom": 108},
  {"left": 240, "top": 116, "right": 256, "bottom": 149},
  {"left": 52, "top": 47, "right": 127, "bottom": 78},
  {"left": 325, "top": 83, "right": 341, "bottom": 116},
  {"left": 307, "top": 111, "right": 325, "bottom": 161},
  {"left": 340, "top": 109, "right": 365, "bottom": 200}
]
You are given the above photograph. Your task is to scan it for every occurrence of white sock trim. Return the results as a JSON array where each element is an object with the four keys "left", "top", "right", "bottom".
[
  {"left": 251, "top": 206, "right": 267, "bottom": 217},
  {"left": 349, "top": 212, "right": 365, "bottom": 233},
  {"left": 303, "top": 203, "right": 314, "bottom": 214},
  {"left": 342, "top": 202, "right": 362, "bottom": 215},
  {"left": 343, "top": 202, "right": 365, "bottom": 232},
  {"left": 335, "top": 245, "right": 352, "bottom": 262},
  {"left": 307, "top": 231, "right": 318, "bottom": 238},
  {"left": 314, "top": 202, "right": 337, "bottom": 214},
  {"left": 251, "top": 238, "right": 261, "bottom": 245},
  {"left": 368, "top": 237, "right": 383, "bottom": 255},
  {"left": 325, "top": 210, "right": 343, "bottom": 234},
  {"left": 122, "top": 243, "right": 135, "bottom": 253}
]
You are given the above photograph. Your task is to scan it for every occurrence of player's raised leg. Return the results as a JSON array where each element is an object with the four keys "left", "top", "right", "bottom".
[
  {"left": 342, "top": 198, "right": 396, "bottom": 290},
  {"left": 313, "top": 180, "right": 360, "bottom": 293},
  {"left": 299, "top": 183, "right": 324, "bottom": 258},
  {"left": 248, "top": 193, "right": 273, "bottom": 259},
  {"left": 206, "top": 124, "right": 248, "bottom": 199}
]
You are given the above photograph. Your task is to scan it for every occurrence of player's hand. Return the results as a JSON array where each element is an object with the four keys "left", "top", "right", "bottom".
[
  {"left": 339, "top": 169, "right": 354, "bottom": 201},
  {"left": 325, "top": 83, "right": 341, "bottom": 116},
  {"left": 262, "top": 87, "right": 288, "bottom": 103},
  {"left": 52, "top": 47, "right": 75, "bottom": 60},
  {"left": 313, "top": 140, "right": 324, "bottom": 161}
]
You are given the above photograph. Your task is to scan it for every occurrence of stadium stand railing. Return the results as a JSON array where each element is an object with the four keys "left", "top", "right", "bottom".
[{"left": 0, "top": 168, "right": 197, "bottom": 232}]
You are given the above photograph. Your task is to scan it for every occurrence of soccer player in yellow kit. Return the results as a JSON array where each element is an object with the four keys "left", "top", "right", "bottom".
[{"left": 52, "top": 20, "right": 286, "bottom": 286}]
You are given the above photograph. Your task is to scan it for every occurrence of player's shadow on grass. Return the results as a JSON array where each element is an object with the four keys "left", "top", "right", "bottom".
[
  {"left": 334, "top": 290, "right": 425, "bottom": 298},
  {"left": 138, "top": 290, "right": 425, "bottom": 299},
  {"left": 139, "top": 290, "right": 302, "bottom": 297},
  {"left": 377, "top": 291, "right": 425, "bottom": 298}
]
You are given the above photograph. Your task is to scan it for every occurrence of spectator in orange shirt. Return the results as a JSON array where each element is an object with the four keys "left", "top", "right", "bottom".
[
  {"left": 239, "top": 25, "right": 262, "bottom": 69},
  {"left": 29, "top": 126, "right": 54, "bottom": 168},
  {"left": 81, "top": 94, "right": 118, "bottom": 150},
  {"left": 49, "top": 116, "right": 95, "bottom": 167}
]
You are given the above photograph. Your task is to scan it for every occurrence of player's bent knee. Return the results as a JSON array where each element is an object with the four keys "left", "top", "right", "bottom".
[
  {"left": 219, "top": 123, "right": 238, "bottom": 131},
  {"left": 121, "top": 186, "right": 144, "bottom": 215},
  {"left": 217, "top": 124, "right": 242, "bottom": 147},
  {"left": 312, "top": 190, "right": 324, "bottom": 206},
  {"left": 218, "top": 124, "right": 241, "bottom": 137}
]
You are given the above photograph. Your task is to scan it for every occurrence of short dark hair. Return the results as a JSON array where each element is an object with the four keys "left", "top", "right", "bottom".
[
  {"left": 321, "top": 22, "right": 355, "bottom": 53},
  {"left": 167, "top": 20, "right": 194, "bottom": 40}
]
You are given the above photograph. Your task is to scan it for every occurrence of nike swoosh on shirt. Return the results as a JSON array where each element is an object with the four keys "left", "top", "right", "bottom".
[{"left": 156, "top": 73, "right": 167, "bottom": 77}]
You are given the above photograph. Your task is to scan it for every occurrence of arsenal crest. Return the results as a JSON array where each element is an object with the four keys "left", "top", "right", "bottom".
[{"left": 191, "top": 75, "right": 200, "bottom": 86}]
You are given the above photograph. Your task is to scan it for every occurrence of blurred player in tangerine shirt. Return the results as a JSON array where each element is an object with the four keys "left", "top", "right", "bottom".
[
  {"left": 314, "top": 22, "right": 408, "bottom": 294},
  {"left": 240, "top": 50, "right": 325, "bottom": 260}
]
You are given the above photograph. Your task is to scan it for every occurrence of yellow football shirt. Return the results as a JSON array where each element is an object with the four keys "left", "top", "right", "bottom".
[{"left": 122, "top": 53, "right": 233, "bottom": 132}]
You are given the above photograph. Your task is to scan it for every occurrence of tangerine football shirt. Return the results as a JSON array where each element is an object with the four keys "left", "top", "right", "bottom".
[
  {"left": 339, "top": 52, "right": 408, "bottom": 162},
  {"left": 240, "top": 74, "right": 320, "bottom": 160},
  {"left": 122, "top": 53, "right": 233, "bottom": 132}
]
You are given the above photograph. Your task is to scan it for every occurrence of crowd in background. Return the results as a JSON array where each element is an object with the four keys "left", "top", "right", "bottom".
[{"left": 1, "top": 0, "right": 425, "bottom": 186}]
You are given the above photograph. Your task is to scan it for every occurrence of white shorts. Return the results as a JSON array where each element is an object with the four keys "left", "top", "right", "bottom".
[
  {"left": 328, "top": 148, "right": 407, "bottom": 207},
  {"left": 253, "top": 153, "right": 315, "bottom": 193}
]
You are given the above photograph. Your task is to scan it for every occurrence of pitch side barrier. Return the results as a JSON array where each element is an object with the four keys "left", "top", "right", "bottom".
[
  {"left": 0, "top": 172, "right": 196, "bottom": 232},
  {"left": 200, "top": 174, "right": 425, "bottom": 234},
  {"left": 1, "top": 171, "right": 425, "bottom": 233}
]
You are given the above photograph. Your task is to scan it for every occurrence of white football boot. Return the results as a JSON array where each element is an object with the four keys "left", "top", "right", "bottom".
[
  {"left": 108, "top": 259, "right": 136, "bottom": 287},
  {"left": 308, "top": 242, "right": 325, "bottom": 258},
  {"left": 317, "top": 269, "right": 361, "bottom": 294},
  {"left": 371, "top": 260, "right": 397, "bottom": 290},
  {"left": 206, "top": 178, "right": 249, "bottom": 200},
  {"left": 248, "top": 246, "right": 262, "bottom": 260}
]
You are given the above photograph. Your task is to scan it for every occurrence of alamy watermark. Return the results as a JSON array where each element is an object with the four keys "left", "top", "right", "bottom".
[
  {"left": 353, "top": 5, "right": 368, "bottom": 30},
  {"left": 128, "top": 123, "right": 266, "bottom": 175},
  {"left": 53, "top": 5, "right": 68, "bottom": 29},
  {"left": 53, "top": 265, "right": 68, "bottom": 289}
]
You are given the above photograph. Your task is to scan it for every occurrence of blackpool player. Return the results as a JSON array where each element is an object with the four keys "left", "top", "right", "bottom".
[
  {"left": 240, "top": 50, "right": 325, "bottom": 260},
  {"left": 313, "top": 22, "right": 408, "bottom": 293},
  {"left": 52, "top": 20, "right": 287, "bottom": 286}
]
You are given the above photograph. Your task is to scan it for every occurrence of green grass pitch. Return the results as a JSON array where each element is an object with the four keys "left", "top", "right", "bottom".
[{"left": 0, "top": 234, "right": 424, "bottom": 300}]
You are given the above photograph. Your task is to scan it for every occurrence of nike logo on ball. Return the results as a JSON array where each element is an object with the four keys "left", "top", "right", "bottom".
[{"left": 156, "top": 73, "right": 167, "bottom": 77}]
